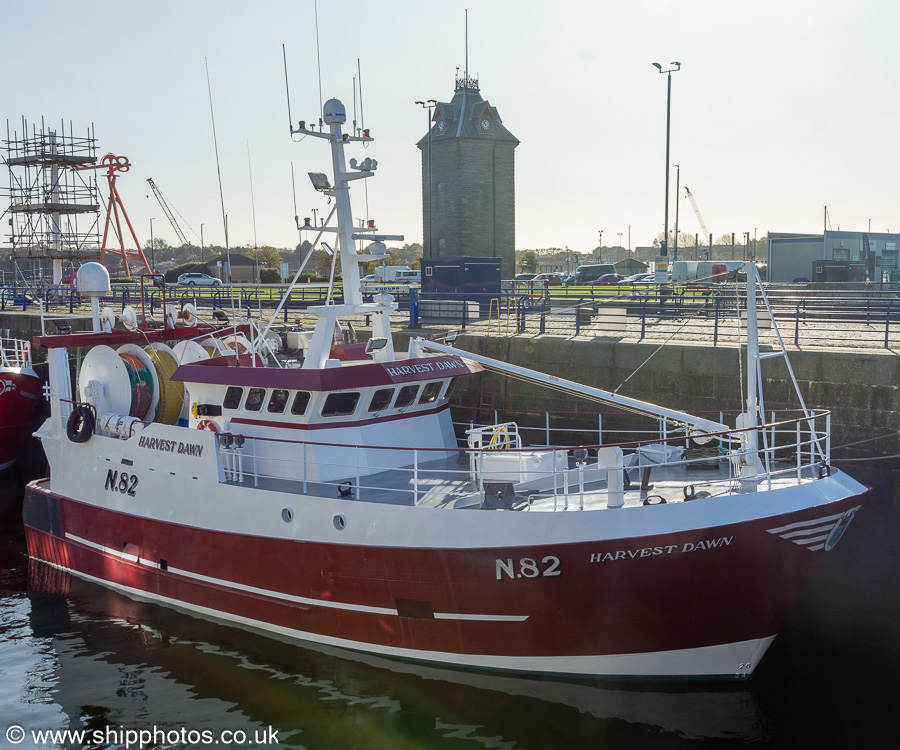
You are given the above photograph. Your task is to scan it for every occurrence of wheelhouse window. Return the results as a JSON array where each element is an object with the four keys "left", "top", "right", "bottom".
[
  {"left": 368, "top": 388, "right": 395, "bottom": 413},
  {"left": 394, "top": 384, "right": 419, "bottom": 408},
  {"left": 246, "top": 388, "right": 266, "bottom": 412},
  {"left": 291, "top": 391, "right": 311, "bottom": 416},
  {"left": 223, "top": 386, "right": 244, "bottom": 410},
  {"left": 322, "top": 391, "right": 360, "bottom": 417},
  {"left": 418, "top": 381, "right": 443, "bottom": 405},
  {"left": 268, "top": 389, "right": 289, "bottom": 413}
]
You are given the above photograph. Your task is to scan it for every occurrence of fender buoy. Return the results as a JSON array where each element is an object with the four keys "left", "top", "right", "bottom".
[
  {"left": 66, "top": 404, "right": 95, "bottom": 443},
  {"left": 197, "top": 419, "right": 219, "bottom": 433}
]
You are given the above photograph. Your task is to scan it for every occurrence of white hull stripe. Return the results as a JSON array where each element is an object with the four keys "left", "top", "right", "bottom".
[
  {"left": 766, "top": 506, "right": 860, "bottom": 551},
  {"left": 790, "top": 533, "right": 830, "bottom": 546},
  {"left": 766, "top": 511, "right": 846, "bottom": 535},
  {"left": 64, "top": 532, "right": 527, "bottom": 623},
  {"left": 35, "top": 557, "right": 773, "bottom": 677},
  {"left": 779, "top": 523, "right": 839, "bottom": 539}
]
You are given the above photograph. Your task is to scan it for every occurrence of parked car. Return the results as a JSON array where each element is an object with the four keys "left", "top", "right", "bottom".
[
  {"left": 515, "top": 273, "right": 537, "bottom": 281},
  {"left": 361, "top": 274, "right": 377, "bottom": 283},
  {"left": 589, "top": 273, "right": 627, "bottom": 285},
  {"left": 177, "top": 273, "right": 221, "bottom": 286},
  {"left": 567, "top": 263, "right": 616, "bottom": 285},
  {"left": 617, "top": 272, "right": 656, "bottom": 285},
  {"left": 533, "top": 272, "right": 566, "bottom": 286}
]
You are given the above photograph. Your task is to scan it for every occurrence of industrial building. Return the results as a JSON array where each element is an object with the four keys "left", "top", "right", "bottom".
[{"left": 768, "top": 231, "right": 900, "bottom": 283}]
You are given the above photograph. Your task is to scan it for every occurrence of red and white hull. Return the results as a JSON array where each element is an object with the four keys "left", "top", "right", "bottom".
[
  {"left": 0, "top": 367, "right": 41, "bottom": 471},
  {"left": 24, "top": 470, "right": 866, "bottom": 678}
]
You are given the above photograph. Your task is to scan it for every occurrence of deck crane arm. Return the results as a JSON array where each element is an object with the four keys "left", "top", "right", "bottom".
[
  {"left": 146, "top": 178, "right": 192, "bottom": 251},
  {"left": 683, "top": 185, "right": 710, "bottom": 240}
]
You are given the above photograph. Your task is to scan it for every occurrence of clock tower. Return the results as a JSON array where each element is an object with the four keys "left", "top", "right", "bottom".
[{"left": 416, "top": 72, "right": 519, "bottom": 278}]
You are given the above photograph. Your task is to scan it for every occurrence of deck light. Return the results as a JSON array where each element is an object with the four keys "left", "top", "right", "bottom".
[{"left": 308, "top": 172, "right": 331, "bottom": 191}]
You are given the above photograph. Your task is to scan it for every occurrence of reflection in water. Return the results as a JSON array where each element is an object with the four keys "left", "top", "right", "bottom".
[{"left": 8, "top": 549, "right": 770, "bottom": 749}]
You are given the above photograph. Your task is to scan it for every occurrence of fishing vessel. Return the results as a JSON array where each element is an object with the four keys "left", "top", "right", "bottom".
[
  {"left": 23, "top": 97, "right": 867, "bottom": 679},
  {"left": 0, "top": 335, "right": 41, "bottom": 472}
]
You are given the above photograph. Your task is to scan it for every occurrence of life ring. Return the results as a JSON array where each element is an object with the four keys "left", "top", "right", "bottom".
[
  {"left": 197, "top": 419, "right": 219, "bottom": 433},
  {"left": 66, "top": 404, "right": 95, "bottom": 443}
]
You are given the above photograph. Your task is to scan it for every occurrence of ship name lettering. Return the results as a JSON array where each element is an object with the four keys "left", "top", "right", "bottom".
[
  {"left": 589, "top": 537, "right": 732, "bottom": 563},
  {"left": 385, "top": 359, "right": 462, "bottom": 378},
  {"left": 137, "top": 435, "right": 203, "bottom": 457},
  {"left": 682, "top": 536, "right": 732, "bottom": 552}
]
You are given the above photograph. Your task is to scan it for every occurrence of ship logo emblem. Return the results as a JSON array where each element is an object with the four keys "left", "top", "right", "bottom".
[
  {"left": 0, "top": 379, "right": 17, "bottom": 396},
  {"left": 766, "top": 506, "right": 861, "bottom": 552},
  {"left": 824, "top": 508, "right": 859, "bottom": 551}
]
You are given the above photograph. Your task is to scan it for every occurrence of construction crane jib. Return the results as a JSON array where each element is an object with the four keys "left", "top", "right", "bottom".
[
  {"left": 147, "top": 178, "right": 191, "bottom": 251},
  {"left": 683, "top": 185, "right": 710, "bottom": 241}
]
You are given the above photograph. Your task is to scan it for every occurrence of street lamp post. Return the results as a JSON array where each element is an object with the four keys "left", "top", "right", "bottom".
[
  {"left": 617, "top": 232, "right": 623, "bottom": 254},
  {"left": 628, "top": 225, "right": 631, "bottom": 253},
  {"left": 149, "top": 217, "right": 156, "bottom": 273},
  {"left": 673, "top": 164, "right": 680, "bottom": 261},
  {"left": 598, "top": 229, "right": 603, "bottom": 261},
  {"left": 416, "top": 99, "right": 437, "bottom": 258},
  {"left": 200, "top": 223, "right": 205, "bottom": 265},
  {"left": 652, "top": 61, "right": 681, "bottom": 257}
]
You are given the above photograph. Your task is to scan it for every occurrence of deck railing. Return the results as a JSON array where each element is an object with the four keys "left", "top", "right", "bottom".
[
  {"left": 211, "top": 408, "right": 832, "bottom": 509},
  {"left": 0, "top": 336, "right": 32, "bottom": 369}
]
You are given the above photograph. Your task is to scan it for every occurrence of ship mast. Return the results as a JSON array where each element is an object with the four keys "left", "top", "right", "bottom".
[
  {"left": 283, "top": 98, "right": 404, "bottom": 368},
  {"left": 744, "top": 263, "right": 760, "bottom": 457}
]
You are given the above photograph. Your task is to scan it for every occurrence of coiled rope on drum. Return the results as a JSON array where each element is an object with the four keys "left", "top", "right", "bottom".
[
  {"left": 145, "top": 347, "right": 184, "bottom": 425},
  {"left": 118, "top": 352, "right": 154, "bottom": 419}
]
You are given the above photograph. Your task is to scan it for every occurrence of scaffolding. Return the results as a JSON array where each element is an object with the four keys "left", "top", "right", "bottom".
[{"left": 4, "top": 118, "right": 101, "bottom": 284}]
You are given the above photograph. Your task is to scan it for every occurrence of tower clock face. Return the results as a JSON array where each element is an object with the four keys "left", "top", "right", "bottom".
[{"left": 480, "top": 118, "right": 491, "bottom": 131}]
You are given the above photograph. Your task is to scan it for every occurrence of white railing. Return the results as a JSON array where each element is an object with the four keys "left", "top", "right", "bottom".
[
  {"left": 0, "top": 336, "right": 32, "bottom": 369},
  {"left": 211, "top": 409, "right": 833, "bottom": 510}
]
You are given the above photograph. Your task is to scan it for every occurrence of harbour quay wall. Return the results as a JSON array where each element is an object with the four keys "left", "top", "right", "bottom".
[{"left": 395, "top": 331, "right": 900, "bottom": 466}]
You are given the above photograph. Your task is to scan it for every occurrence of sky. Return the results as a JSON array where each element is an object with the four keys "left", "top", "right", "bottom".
[{"left": 4, "top": 0, "right": 900, "bottom": 256}]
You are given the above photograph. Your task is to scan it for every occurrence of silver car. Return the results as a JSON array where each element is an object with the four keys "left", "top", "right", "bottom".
[{"left": 177, "top": 273, "right": 221, "bottom": 286}]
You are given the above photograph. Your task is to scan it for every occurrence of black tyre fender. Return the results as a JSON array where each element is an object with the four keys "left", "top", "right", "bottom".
[{"left": 66, "top": 404, "right": 95, "bottom": 443}]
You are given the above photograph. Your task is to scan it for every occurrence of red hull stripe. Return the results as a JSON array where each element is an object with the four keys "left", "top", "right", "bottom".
[{"left": 64, "top": 531, "right": 528, "bottom": 622}]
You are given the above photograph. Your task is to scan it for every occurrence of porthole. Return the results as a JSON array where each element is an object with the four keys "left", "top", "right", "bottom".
[
  {"left": 333, "top": 514, "right": 347, "bottom": 531},
  {"left": 281, "top": 507, "right": 294, "bottom": 523}
]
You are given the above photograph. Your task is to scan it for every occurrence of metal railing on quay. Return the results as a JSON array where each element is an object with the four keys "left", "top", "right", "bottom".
[
  {"left": 9, "top": 280, "right": 900, "bottom": 348},
  {"left": 419, "top": 285, "right": 900, "bottom": 349}
]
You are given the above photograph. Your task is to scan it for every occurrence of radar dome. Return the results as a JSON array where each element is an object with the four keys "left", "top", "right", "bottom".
[
  {"left": 77, "top": 262, "right": 111, "bottom": 297},
  {"left": 323, "top": 98, "right": 346, "bottom": 125}
]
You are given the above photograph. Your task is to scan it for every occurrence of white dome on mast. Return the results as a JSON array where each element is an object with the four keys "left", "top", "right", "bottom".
[{"left": 323, "top": 98, "right": 346, "bottom": 125}]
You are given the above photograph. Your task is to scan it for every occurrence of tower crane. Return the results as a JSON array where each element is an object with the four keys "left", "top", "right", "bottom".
[{"left": 146, "top": 178, "right": 194, "bottom": 256}]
